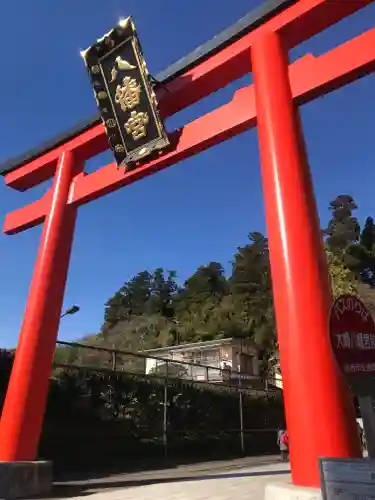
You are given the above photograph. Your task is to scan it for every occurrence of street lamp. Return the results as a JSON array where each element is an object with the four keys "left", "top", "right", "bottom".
[{"left": 60, "top": 305, "right": 80, "bottom": 318}]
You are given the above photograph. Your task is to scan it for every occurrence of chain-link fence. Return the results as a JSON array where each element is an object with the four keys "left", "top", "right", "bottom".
[
  {"left": 54, "top": 339, "right": 280, "bottom": 391},
  {"left": 47, "top": 341, "right": 284, "bottom": 471},
  {"left": 1, "top": 345, "right": 284, "bottom": 475}
]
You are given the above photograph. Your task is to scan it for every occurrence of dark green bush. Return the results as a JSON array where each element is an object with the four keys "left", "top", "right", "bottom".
[{"left": 1, "top": 355, "right": 284, "bottom": 475}]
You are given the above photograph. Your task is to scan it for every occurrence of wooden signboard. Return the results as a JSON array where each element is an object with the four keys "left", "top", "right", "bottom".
[{"left": 81, "top": 17, "right": 170, "bottom": 167}]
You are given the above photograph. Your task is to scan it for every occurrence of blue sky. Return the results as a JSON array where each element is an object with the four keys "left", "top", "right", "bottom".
[{"left": 0, "top": 0, "right": 374, "bottom": 348}]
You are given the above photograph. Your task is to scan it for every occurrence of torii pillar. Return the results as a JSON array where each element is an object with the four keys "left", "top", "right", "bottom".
[{"left": 252, "top": 30, "right": 361, "bottom": 487}]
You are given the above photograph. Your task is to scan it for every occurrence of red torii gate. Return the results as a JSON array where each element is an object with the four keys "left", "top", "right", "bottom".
[{"left": 0, "top": 0, "right": 374, "bottom": 488}]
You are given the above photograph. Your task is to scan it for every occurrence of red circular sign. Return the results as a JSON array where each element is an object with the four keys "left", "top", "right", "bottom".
[{"left": 329, "top": 294, "right": 375, "bottom": 378}]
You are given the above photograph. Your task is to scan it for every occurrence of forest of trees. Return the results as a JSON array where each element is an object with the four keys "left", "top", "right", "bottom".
[{"left": 56, "top": 194, "right": 375, "bottom": 374}]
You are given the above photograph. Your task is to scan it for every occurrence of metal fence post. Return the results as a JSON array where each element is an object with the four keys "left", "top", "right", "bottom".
[
  {"left": 163, "top": 360, "right": 169, "bottom": 459},
  {"left": 111, "top": 346, "right": 116, "bottom": 371},
  {"left": 238, "top": 361, "right": 245, "bottom": 454}
]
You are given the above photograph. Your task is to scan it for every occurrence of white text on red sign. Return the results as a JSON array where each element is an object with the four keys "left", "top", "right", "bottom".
[
  {"left": 335, "top": 332, "right": 375, "bottom": 350},
  {"left": 344, "top": 363, "right": 375, "bottom": 373}
]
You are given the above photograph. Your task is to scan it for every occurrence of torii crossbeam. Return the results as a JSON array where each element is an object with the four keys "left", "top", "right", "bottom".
[{"left": 1, "top": 0, "right": 374, "bottom": 488}]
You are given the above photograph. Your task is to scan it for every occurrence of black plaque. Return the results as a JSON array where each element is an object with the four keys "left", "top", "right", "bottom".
[
  {"left": 81, "top": 17, "right": 170, "bottom": 167},
  {"left": 320, "top": 457, "right": 375, "bottom": 500}
]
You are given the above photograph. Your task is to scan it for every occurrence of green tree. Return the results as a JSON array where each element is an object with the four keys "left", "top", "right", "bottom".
[
  {"left": 174, "top": 262, "right": 229, "bottom": 343},
  {"left": 324, "top": 197, "right": 375, "bottom": 287},
  {"left": 357, "top": 217, "right": 375, "bottom": 286},
  {"left": 324, "top": 195, "right": 360, "bottom": 255},
  {"left": 326, "top": 250, "right": 358, "bottom": 297},
  {"left": 146, "top": 268, "right": 178, "bottom": 318},
  {"left": 122, "top": 271, "right": 153, "bottom": 316},
  {"left": 177, "top": 262, "right": 228, "bottom": 309},
  {"left": 230, "top": 233, "right": 275, "bottom": 350},
  {"left": 101, "top": 315, "right": 177, "bottom": 352},
  {"left": 104, "top": 269, "right": 178, "bottom": 327},
  {"left": 360, "top": 217, "right": 375, "bottom": 251},
  {"left": 103, "top": 290, "right": 127, "bottom": 324}
]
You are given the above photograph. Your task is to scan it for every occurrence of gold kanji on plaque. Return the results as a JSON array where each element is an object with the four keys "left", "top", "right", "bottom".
[
  {"left": 115, "top": 76, "right": 141, "bottom": 112},
  {"left": 125, "top": 111, "right": 149, "bottom": 140}
]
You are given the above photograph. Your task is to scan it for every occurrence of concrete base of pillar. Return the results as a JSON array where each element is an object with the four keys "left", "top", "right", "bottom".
[
  {"left": 0, "top": 461, "right": 52, "bottom": 499},
  {"left": 265, "top": 482, "right": 322, "bottom": 500}
]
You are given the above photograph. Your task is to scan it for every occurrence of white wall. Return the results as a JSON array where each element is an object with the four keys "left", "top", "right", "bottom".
[
  {"left": 145, "top": 357, "right": 157, "bottom": 374},
  {"left": 272, "top": 365, "right": 283, "bottom": 389}
]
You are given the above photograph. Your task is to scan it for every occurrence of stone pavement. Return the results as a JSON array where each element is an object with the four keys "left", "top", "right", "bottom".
[{"left": 41, "top": 456, "right": 291, "bottom": 500}]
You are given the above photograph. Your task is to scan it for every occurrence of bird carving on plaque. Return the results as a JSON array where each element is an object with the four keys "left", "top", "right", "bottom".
[
  {"left": 116, "top": 56, "right": 136, "bottom": 70},
  {"left": 109, "top": 56, "right": 137, "bottom": 82}
]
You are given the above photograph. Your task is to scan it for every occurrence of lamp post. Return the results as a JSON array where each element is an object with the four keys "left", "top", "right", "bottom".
[{"left": 60, "top": 305, "right": 80, "bottom": 319}]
